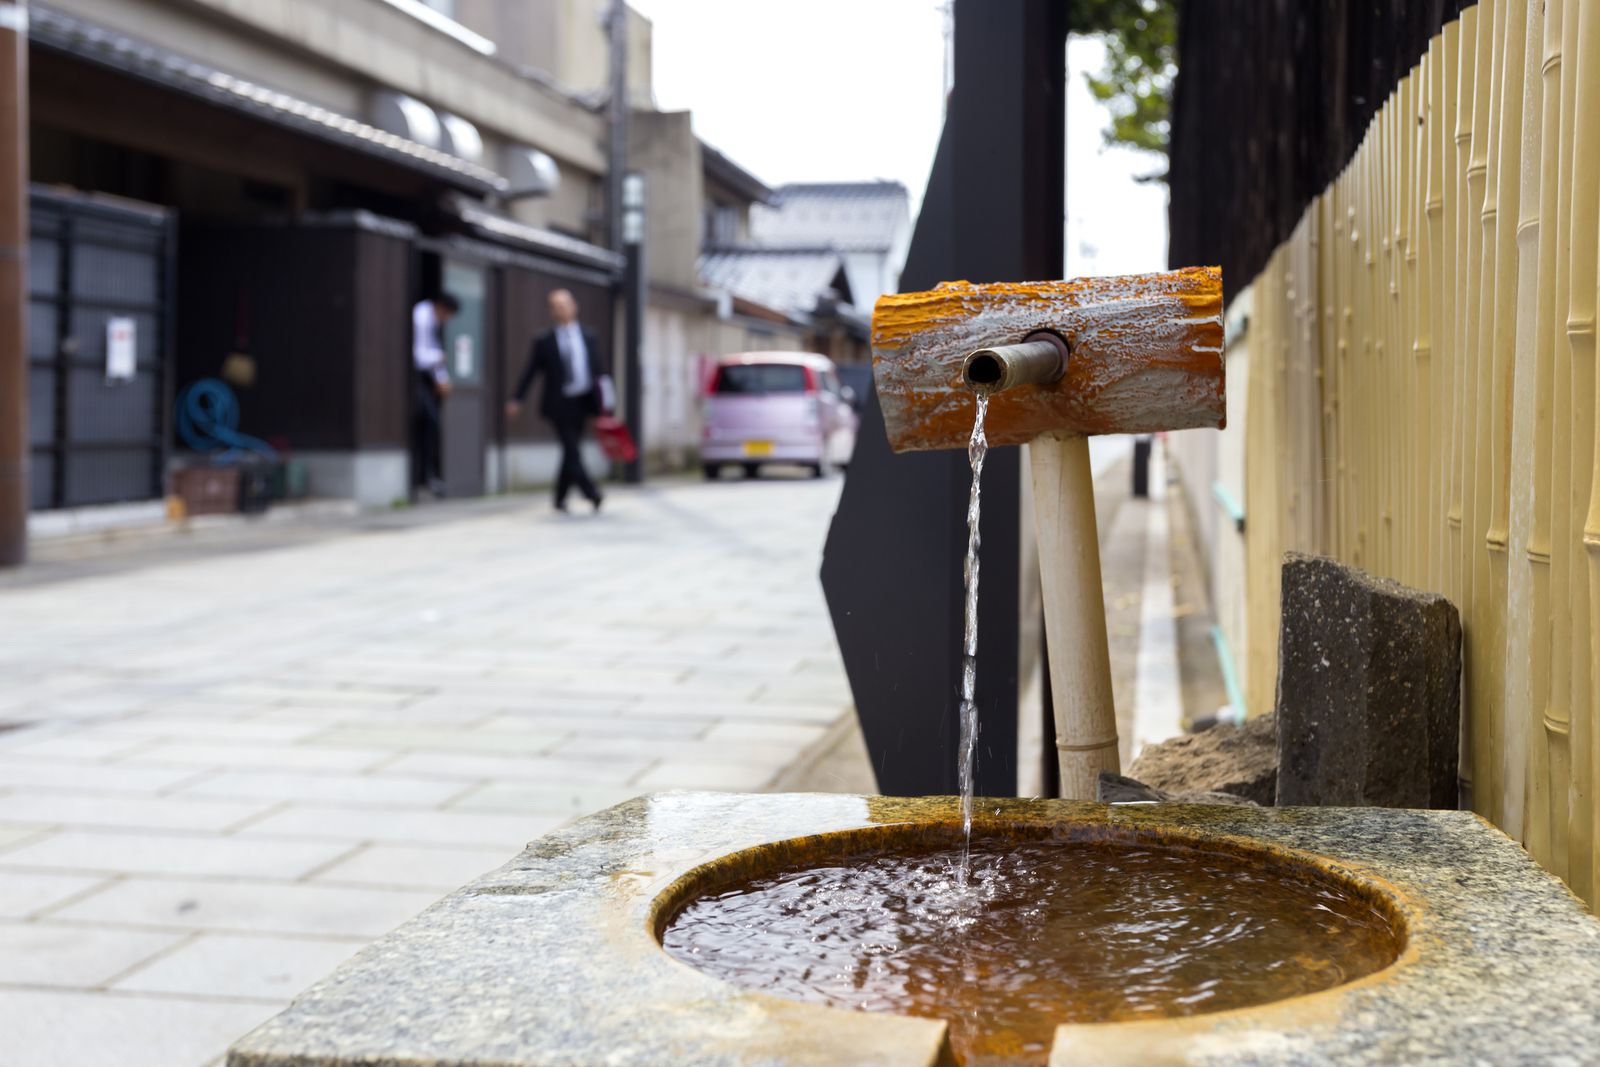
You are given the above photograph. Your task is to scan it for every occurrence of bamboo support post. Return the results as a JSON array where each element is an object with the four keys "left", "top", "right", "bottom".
[
  {"left": 872, "top": 267, "right": 1225, "bottom": 799},
  {"left": 1030, "top": 433, "right": 1117, "bottom": 797}
]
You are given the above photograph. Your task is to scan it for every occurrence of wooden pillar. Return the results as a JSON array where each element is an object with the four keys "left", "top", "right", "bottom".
[{"left": 0, "top": 0, "right": 26, "bottom": 568}]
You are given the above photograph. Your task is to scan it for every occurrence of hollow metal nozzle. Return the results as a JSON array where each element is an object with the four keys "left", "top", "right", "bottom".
[{"left": 960, "top": 333, "right": 1068, "bottom": 395}]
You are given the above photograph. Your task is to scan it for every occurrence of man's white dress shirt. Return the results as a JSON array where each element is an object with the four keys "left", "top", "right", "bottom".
[
  {"left": 412, "top": 300, "right": 449, "bottom": 388},
  {"left": 558, "top": 322, "right": 590, "bottom": 397}
]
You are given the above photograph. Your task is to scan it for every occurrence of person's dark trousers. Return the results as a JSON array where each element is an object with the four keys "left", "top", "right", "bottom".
[
  {"left": 548, "top": 404, "right": 600, "bottom": 508},
  {"left": 412, "top": 371, "right": 443, "bottom": 492}
]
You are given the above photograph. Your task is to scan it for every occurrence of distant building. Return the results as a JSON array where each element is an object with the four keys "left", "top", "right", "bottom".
[
  {"left": 627, "top": 124, "right": 875, "bottom": 471},
  {"left": 26, "top": 0, "right": 640, "bottom": 509},
  {"left": 750, "top": 181, "right": 912, "bottom": 310},
  {"left": 18, "top": 0, "right": 907, "bottom": 507}
]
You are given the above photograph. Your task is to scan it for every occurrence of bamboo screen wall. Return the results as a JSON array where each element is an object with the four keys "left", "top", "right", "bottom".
[{"left": 1232, "top": 0, "right": 1600, "bottom": 902}]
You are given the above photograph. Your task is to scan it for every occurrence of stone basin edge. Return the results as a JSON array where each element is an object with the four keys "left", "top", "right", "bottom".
[{"left": 226, "top": 792, "right": 1600, "bottom": 1067}]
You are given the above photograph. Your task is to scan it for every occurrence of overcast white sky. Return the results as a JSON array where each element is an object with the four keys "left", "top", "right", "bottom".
[{"left": 627, "top": 1, "right": 1169, "bottom": 278}]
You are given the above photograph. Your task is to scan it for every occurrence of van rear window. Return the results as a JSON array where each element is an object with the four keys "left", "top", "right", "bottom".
[{"left": 715, "top": 364, "right": 809, "bottom": 395}]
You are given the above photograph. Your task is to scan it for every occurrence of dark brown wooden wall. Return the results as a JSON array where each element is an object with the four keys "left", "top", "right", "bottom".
[
  {"left": 177, "top": 226, "right": 362, "bottom": 450},
  {"left": 352, "top": 230, "right": 412, "bottom": 449},
  {"left": 1167, "top": 0, "right": 1474, "bottom": 294},
  {"left": 177, "top": 225, "right": 414, "bottom": 451}
]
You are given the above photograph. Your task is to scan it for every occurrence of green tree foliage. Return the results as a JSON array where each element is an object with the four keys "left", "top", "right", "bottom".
[{"left": 1070, "top": 0, "right": 1177, "bottom": 164}]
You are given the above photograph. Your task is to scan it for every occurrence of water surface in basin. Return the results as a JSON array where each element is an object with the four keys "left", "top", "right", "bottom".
[{"left": 661, "top": 836, "right": 1404, "bottom": 1067}]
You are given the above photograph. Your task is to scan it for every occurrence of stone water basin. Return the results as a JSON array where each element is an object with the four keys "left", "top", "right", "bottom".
[{"left": 228, "top": 794, "right": 1600, "bottom": 1067}]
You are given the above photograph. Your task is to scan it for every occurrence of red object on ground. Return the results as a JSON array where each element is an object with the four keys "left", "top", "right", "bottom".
[{"left": 594, "top": 416, "right": 638, "bottom": 463}]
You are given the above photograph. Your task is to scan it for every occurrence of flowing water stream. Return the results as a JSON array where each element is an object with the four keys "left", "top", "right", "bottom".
[{"left": 957, "top": 393, "right": 989, "bottom": 885}]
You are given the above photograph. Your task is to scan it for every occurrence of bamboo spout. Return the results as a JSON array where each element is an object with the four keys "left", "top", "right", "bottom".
[
  {"left": 872, "top": 267, "right": 1225, "bottom": 801},
  {"left": 962, "top": 334, "right": 1068, "bottom": 395},
  {"left": 872, "top": 266, "right": 1223, "bottom": 453}
]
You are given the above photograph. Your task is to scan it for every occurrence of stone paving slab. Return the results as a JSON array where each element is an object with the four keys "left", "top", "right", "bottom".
[
  {"left": 0, "top": 477, "right": 857, "bottom": 1066},
  {"left": 0, "top": 988, "right": 278, "bottom": 1067}
]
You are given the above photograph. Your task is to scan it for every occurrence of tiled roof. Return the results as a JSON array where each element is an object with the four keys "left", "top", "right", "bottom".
[
  {"left": 749, "top": 181, "right": 911, "bottom": 252},
  {"left": 698, "top": 247, "right": 851, "bottom": 317}
]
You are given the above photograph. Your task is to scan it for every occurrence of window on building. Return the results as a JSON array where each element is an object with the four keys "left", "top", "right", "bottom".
[{"left": 704, "top": 201, "right": 740, "bottom": 246}]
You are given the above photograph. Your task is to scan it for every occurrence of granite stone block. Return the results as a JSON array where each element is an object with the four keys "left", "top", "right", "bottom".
[
  {"left": 229, "top": 792, "right": 1600, "bottom": 1067},
  {"left": 1274, "top": 552, "right": 1461, "bottom": 807}
]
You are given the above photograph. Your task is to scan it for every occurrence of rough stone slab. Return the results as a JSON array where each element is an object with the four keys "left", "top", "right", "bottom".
[
  {"left": 1096, "top": 771, "right": 1258, "bottom": 806},
  {"left": 1128, "top": 712, "right": 1278, "bottom": 804},
  {"left": 1274, "top": 553, "right": 1461, "bottom": 807},
  {"left": 229, "top": 792, "right": 1600, "bottom": 1067}
]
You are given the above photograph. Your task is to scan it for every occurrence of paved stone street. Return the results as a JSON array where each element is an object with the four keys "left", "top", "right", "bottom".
[{"left": 0, "top": 475, "right": 852, "bottom": 1067}]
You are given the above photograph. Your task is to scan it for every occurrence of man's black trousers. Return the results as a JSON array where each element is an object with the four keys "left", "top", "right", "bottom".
[
  {"left": 549, "top": 404, "right": 600, "bottom": 507},
  {"left": 412, "top": 372, "right": 443, "bottom": 490}
]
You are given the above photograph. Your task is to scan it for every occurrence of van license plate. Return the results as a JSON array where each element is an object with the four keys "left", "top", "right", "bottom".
[{"left": 743, "top": 441, "right": 774, "bottom": 457}]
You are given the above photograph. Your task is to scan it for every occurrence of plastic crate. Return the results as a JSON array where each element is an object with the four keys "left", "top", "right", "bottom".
[
  {"left": 265, "top": 460, "right": 309, "bottom": 500},
  {"left": 238, "top": 465, "right": 273, "bottom": 514},
  {"left": 169, "top": 466, "right": 240, "bottom": 517}
]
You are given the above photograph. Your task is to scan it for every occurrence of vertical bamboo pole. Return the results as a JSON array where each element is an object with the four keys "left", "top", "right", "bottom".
[
  {"left": 1318, "top": 191, "right": 1338, "bottom": 557},
  {"left": 1563, "top": 0, "right": 1600, "bottom": 904},
  {"left": 1382, "top": 84, "right": 1395, "bottom": 579},
  {"left": 1359, "top": 123, "right": 1377, "bottom": 571},
  {"left": 1448, "top": 4, "right": 1478, "bottom": 623},
  {"left": 1374, "top": 93, "right": 1391, "bottom": 577},
  {"left": 1484, "top": 0, "right": 1532, "bottom": 837},
  {"left": 1031, "top": 434, "right": 1117, "bottom": 799},
  {"left": 1433, "top": 31, "right": 1459, "bottom": 601},
  {"left": 1374, "top": 105, "right": 1388, "bottom": 576},
  {"left": 1437, "top": 22, "right": 1463, "bottom": 605},
  {"left": 1502, "top": 0, "right": 1545, "bottom": 846},
  {"left": 1584, "top": 119, "right": 1600, "bottom": 905},
  {"left": 1547, "top": 0, "right": 1580, "bottom": 882},
  {"left": 1402, "top": 68, "right": 1419, "bottom": 585},
  {"left": 1407, "top": 62, "right": 1427, "bottom": 591},
  {"left": 1458, "top": 2, "right": 1493, "bottom": 811},
  {"left": 1335, "top": 172, "right": 1353, "bottom": 563},
  {"left": 1525, "top": 0, "right": 1565, "bottom": 870},
  {"left": 1401, "top": 73, "right": 1414, "bottom": 585}
]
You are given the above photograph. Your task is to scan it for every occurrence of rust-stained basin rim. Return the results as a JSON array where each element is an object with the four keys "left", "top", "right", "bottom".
[{"left": 649, "top": 814, "right": 1415, "bottom": 1048}]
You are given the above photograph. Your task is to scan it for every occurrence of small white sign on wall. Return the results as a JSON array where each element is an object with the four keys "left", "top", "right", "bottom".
[
  {"left": 106, "top": 317, "right": 137, "bottom": 381},
  {"left": 454, "top": 334, "right": 474, "bottom": 379}
]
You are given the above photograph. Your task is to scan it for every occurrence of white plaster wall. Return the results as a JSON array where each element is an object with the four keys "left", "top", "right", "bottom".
[{"left": 296, "top": 449, "right": 410, "bottom": 508}]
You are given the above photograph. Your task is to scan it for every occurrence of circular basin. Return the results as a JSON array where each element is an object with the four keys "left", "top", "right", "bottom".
[{"left": 656, "top": 822, "right": 1407, "bottom": 1067}]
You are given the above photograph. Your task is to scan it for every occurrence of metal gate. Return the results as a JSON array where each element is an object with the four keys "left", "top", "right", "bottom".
[{"left": 28, "top": 188, "right": 174, "bottom": 510}]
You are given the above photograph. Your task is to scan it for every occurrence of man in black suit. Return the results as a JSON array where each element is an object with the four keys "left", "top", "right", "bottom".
[{"left": 506, "top": 289, "right": 612, "bottom": 512}]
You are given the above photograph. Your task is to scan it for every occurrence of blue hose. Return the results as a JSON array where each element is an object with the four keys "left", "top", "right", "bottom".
[{"left": 176, "top": 379, "right": 278, "bottom": 463}]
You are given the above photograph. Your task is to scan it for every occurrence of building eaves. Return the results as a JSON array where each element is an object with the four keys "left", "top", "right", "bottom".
[
  {"left": 448, "top": 197, "right": 624, "bottom": 274},
  {"left": 770, "top": 180, "right": 909, "bottom": 201},
  {"left": 699, "top": 141, "right": 775, "bottom": 205},
  {"left": 29, "top": 4, "right": 508, "bottom": 195}
]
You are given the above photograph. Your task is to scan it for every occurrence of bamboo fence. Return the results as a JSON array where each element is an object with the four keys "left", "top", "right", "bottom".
[{"left": 1229, "top": 0, "right": 1600, "bottom": 902}]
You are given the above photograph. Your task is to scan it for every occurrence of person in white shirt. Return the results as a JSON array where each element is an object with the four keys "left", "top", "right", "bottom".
[
  {"left": 412, "top": 292, "right": 459, "bottom": 497},
  {"left": 506, "top": 289, "right": 613, "bottom": 512}
]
